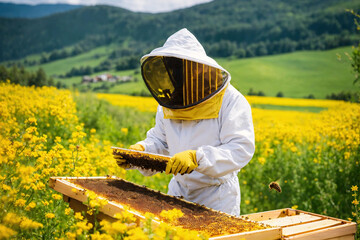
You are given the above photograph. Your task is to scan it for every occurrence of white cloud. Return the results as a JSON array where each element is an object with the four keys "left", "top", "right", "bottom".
[{"left": 0, "top": 0, "right": 213, "bottom": 13}]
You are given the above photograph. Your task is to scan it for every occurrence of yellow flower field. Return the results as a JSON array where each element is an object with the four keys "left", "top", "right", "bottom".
[
  {"left": 97, "top": 93, "right": 159, "bottom": 112},
  {"left": 0, "top": 82, "right": 203, "bottom": 239},
  {"left": 1, "top": 82, "right": 359, "bottom": 239},
  {"left": 97, "top": 92, "right": 344, "bottom": 112}
]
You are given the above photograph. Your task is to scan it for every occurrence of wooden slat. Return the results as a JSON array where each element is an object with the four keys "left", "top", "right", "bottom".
[
  {"left": 66, "top": 196, "right": 120, "bottom": 223},
  {"left": 241, "top": 209, "right": 289, "bottom": 222},
  {"left": 283, "top": 219, "right": 342, "bottom": 236},
  {"left": 49, "top": 177, "right": 160, "bottom": 224},
  {"left": 284, "top": 223, "right": 357, "bottom": 240},
  {"left": 293, "top": 209, "right": 353, "bottom": 224},
  {"left": 326, "top": 234, "right": 355, "bottom": 240},
  {"left": 259, "top": 214, "right": 322, "bottom": 227},
  {"left": 209, "top": 227, "right": 282, "bottom": 240}
]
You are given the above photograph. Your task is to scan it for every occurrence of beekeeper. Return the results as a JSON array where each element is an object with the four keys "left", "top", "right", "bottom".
[{"left": 114, "top": 28, "right": 255, "bottom": 216}]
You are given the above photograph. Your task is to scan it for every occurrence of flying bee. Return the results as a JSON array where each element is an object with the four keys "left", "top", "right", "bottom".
[{"left": 269, "top": 181, "right": 282, "bottom": 193}]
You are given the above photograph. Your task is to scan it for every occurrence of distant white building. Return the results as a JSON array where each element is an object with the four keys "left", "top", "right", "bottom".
[{"left": 82, "top": 74, "right": 131, "bottom": 84}]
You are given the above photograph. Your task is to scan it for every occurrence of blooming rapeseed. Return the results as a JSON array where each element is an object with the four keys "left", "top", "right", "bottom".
[
  {"left": 0, "top": 82, "right": 127, "bottom": 239},
  {"left": 1, "top": 82, "right": 359, "bottom": 238}
]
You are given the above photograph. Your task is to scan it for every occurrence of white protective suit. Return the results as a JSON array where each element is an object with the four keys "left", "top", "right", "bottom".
[{"left": 137, "top": 28, "right": 255, "bottom": 216}]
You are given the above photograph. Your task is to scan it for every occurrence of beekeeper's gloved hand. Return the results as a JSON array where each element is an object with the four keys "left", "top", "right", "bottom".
[
  {"left": 113, "top": 144, "right": 145, "bottom": 168},
  {"left": 129, "top": 144, "right": 145, "bottom": 152},
  {"left": 166, "top": 150, "right": 198, "bottom": 175}
]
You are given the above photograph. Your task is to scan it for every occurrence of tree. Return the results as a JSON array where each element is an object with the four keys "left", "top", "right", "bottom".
[
  {"left": 35, "top": 68, "right": 47, "bottom": 87},
  {"left": 347, "top": 10, "right": 360, "bottom": 86},
  {"left": 276, "top": 91, "right": 284, "bottom": 97}
]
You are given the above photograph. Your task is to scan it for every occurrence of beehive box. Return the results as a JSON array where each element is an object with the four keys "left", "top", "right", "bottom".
[
  {"left": 49, "top": 176, "right": 281, "bottom": 239},
  {"left": 49, "top": 176, "right": 356, "bottom": 240},
  {"left": 241, "top": 208, "right": 357, "bottom": 240}
]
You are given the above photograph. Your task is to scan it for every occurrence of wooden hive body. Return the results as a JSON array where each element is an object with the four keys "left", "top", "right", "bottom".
[
  {"left": 49, "top": 176, "right": 356, "bottom": 240},
  {"left": 49, "top": 176, "right": 281, "bottom": 239}
]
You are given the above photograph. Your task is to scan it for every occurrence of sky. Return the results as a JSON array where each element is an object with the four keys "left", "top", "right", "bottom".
[{"left": 0, "top": 0, "right": 213, "bottom": 13}]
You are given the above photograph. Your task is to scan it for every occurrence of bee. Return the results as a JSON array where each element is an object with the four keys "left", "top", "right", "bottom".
[{"left": 269, "top": 181, "right": 282, "bottom": 193}]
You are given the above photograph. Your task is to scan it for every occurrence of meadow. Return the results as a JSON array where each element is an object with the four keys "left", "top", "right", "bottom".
[
  {"left": 12, "top": 46, "right": 356, "bottom": 98},
  {"left": 0, "top": 82, "right": 359, "bottom": 239}
]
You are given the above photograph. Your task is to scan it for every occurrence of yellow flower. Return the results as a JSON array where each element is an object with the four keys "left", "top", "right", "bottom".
[
  {"left": 245, "top": 200, "right": 250, "bottom": 205},
  {"left": 291, "top": 205, "right": 299, "bottom": 210},
  {"left": 25, "top": 117, "right": 37, "bottom": 125},
  {"left": 290, "top": 146, "right": 298, "bottom": 153},
  {"left": 86, "top": 190, "right": 98, "bottom": 200},
  {"left": 45, "top": 213, "right": 55, "bottom": 219},
  {"left": 74, "top": 212, "right": 84, "bottom": 220},
  {"left": 97, "top": 93, "right": 158, "bottom": 112},
  {"left": 90, "top": 232, "right": 114, "bottom": 240},
  {"left": 19, "top": 218, "right": 43, "bottom": 229},
  {"left": 52, "top": 194, "right": 62, "bottom": 200},
  {"left": 87, "top": 209, "right": 94, "bottom": 216},
  {"left": 124, "top": 227, "right": 148, "bottom": 240},
  {"left": 258, "top": 157, "right": 266, "bottom": 165},
  {"left": 352, "top": 199, "right": 359, "bottom": 206},
  {"left": 2, "top": 184, "right": 11, "bottom": 191},
  {"left": 14, "top": 199, "right": 26, "bottom": 207},
  {"left": 121, "top": 128, "right": 128, "bottom": 135},
  {"left": 76, "top": 221, "right": 93, "bottom": 231},
  {"left": 114, "top": 209, "right": 136, "bottom": 223},
  {"left": 65, "top": 208, "right": 72, "bottom": 215},
  {"left": 25, "top": 202, "right": 36, "bottom": 211},
  {"left": 3, "top": 213, "right": 21, "bottom": 225},
  {"left": 66, "top": 232, "right": 76, "bottom": 240},
  {"left": 0, "top": 224, "right": 17, "bottom": 239},
  {"left": 101, "top": 220, "right": 129, "bottom": 236},
  {"left": 351, "top": 185, "right": 358, "bottom": 192}
]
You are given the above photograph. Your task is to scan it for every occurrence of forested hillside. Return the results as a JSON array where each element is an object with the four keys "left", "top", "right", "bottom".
[{"left": 0, "top": 0, "right": 359, "bottom": 62}]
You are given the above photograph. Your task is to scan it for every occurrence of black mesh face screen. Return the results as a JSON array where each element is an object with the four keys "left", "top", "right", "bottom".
[{"left": 142, "top": 56, "right": 227, "bottom": 109}]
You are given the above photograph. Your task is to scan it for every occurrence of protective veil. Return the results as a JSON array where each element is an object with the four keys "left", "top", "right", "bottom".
[{"left": 137, "top": 28, "right": 255, "bottom": 216}]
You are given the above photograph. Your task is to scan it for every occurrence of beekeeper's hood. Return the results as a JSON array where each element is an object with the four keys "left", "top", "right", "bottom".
[{"left": 141, "top": 28, "right": 231, "bottom": 120}]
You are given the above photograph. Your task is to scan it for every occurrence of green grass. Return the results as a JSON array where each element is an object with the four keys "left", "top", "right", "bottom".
[
  {"left": 106, "top": 81, "right": 148, "bottom": 95},
  {"left": 26, "top": 45, "right": 118, "bottom": 76},
  {"left": 20, "top": 45, "right": 359, "bottom": 98},
  {"left": 217, "top": 46, "right": 356, "bottom": 99},
  {"left": 251, "top": 104, "right": 327, "bottom": 113}
]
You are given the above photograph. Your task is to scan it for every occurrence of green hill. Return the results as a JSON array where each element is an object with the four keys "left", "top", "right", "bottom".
[
  {"left": 112, "top": 46, "right": 356, "bottom": 99},
  {"left": 219, "top": 46, "right": 355, "bottom": 98},
  {"left": 0, "top": 0, "right": 359, "bottom": 62},
  {"left": 29, "top": 45, "right": 354, "bottom": 99}
]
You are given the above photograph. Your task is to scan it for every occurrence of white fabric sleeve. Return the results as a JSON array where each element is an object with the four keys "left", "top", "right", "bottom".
[
  {"left": 196, "top": 94, "right": 255, "bottom": 178},
  {"left": 137, "top": 105, "right": 169, "bottom": 155},
  {"left": 135, "top": 105, "right": 169, "bottom": 176}
]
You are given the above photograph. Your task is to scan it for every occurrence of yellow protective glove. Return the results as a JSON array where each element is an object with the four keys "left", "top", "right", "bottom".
[
  {"left": 166, "top": 150, "right": 198, "bottom": 175},
  {"left": 129, "top": 144, "right": 145, "bottom": 152},
  {"left": 113, "top": 144, "right": 144, "bottom": 168}
]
